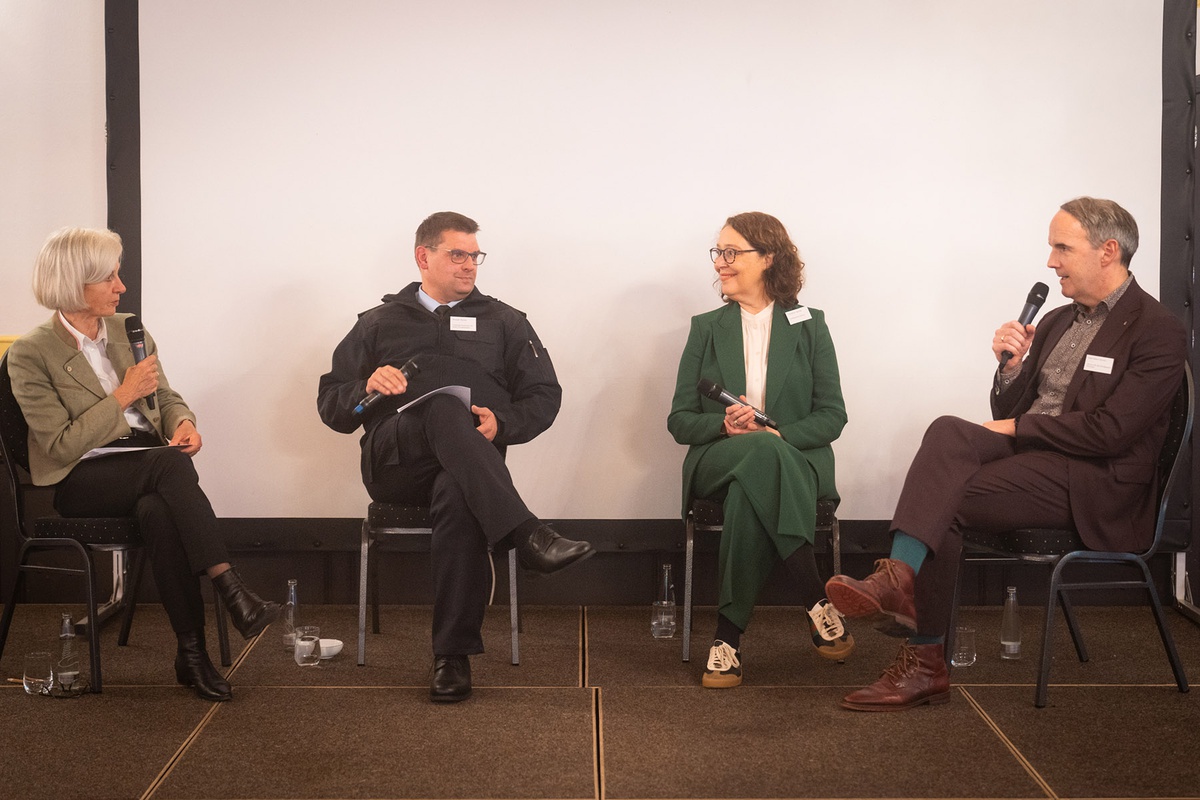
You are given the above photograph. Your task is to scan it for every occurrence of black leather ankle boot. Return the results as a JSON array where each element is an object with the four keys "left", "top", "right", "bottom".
[
  {"left": 175, "top": 629, "right": 232, "bottom": 702},
  {"left": 212, "top": 567, "right": 282, "bottom": 639}
]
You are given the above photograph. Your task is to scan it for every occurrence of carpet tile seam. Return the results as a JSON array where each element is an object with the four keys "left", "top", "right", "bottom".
[
  {"left": 593, "top": 685, "right": 604, "bottom": 800},
  {"left": 139, "top": 629, "right": 267, "bottom": 800},
  {"left": 139, "top": 696, "right": 225, "bottom": 800},
  {"left": 959, "top": 686, "right": 1058, "bottom": 800}
]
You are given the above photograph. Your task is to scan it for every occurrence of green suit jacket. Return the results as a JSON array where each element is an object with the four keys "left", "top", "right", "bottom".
[
  {"left": 666, "top": 302, "right": 847, "bottom": 518},
  {"left": 6, "top": 313, "right": 195, "bottom": 485}
]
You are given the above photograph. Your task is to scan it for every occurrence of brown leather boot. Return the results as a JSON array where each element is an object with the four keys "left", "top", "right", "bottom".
[
  {"left": 825, "top": 558, "right": 917, "bottom": 637},
  {"left": 841, "top": 642, "right": 950, "bottom": 712}
]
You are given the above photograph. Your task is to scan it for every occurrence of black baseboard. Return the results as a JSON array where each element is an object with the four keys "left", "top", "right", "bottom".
[{"left": 0, "top": 515, "right": 1181, "bottom": 609}]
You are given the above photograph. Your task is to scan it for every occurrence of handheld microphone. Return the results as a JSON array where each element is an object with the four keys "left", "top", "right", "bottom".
[
  {"left": 354, "top": 358, "right": 420, "bottom": 414},
  {"left": 124, "top": 315, "right": 155, "bottom": 410},
  {"left": 999, "top": 282, "right": 1050, "bottom": 369},
  {"left": 697, "top": 378, "right": 778, "bottom": 429}
]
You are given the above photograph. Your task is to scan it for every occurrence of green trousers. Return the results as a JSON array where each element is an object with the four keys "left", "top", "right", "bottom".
[{"left": 691, "top": 432, "right": 828, "bottom": 630}]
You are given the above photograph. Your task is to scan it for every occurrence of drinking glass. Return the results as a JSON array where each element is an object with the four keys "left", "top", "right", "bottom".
[
  {"left": 951, "top": 625, "right": 977, "bottom": 667},
  {"left": 294, "top": 626, "right": 321, "bottom": 666},
  {"left": 23, "top": 652, "right": 52, "bottom": 695}
]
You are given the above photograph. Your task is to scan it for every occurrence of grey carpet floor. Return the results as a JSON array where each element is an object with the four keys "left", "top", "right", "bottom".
[{"left": 1, "top": 603, "right": 1198, "bottom": 799}]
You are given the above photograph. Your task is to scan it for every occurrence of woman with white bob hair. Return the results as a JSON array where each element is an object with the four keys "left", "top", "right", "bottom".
[{"left": 6, "top": 227, "right": 280, "bottom": 702}]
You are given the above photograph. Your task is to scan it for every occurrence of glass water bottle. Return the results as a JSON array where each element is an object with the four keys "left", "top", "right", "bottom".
[
  {"left": 282, "top": 578, "right": 298, "bottom": 650},
  {"left": 1000, "top": 585, "right": 1022, "bottom": 660},
  {"left": 651, "top": 564, "right": 677, "bottom": 639}
]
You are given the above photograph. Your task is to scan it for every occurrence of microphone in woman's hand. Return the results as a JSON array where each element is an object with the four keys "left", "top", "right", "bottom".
[
  {"left": 697, "top": 378, "right": 778, "bottom": 429},
  {"left": 124, "top": 315, "right": 155, "bottom": 410}
]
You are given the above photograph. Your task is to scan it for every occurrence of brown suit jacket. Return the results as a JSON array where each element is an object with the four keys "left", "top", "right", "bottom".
[
  {"left": 992, "top": 278, "right": 1187, "bottom": 551},
  {"left": 6, "top": 313, "right": 195, "bottom": 485}
]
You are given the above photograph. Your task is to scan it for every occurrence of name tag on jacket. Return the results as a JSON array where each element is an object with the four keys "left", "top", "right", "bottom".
[
  {"left": 786, "top": 307, "right": 812, "bottom": 325},
  {"left": 1084, "top": 354, "right": 1114, "bottom": 374}
]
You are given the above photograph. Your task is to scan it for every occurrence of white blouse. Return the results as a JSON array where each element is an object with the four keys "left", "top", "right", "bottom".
[{"left": 741, "top": 302, "right": 774, "bottom": 411}]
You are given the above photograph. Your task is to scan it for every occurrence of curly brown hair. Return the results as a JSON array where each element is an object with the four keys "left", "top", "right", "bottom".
[{"left": 723, "top": 212, "right": 804, "bottom": 307}]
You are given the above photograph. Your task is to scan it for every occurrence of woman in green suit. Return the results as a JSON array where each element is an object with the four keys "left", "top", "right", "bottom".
[{"left": 667, "top": 212, "right": 850, "bottom": 688}]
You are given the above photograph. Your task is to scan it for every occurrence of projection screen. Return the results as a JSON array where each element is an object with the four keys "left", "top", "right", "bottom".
[{"left": 137, "top": 0, "right": 1164, "bottom": 520}]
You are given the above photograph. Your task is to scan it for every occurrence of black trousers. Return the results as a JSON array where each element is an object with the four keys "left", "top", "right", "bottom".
[
  {"left": 363, "top": 394, "right": 536, "bottom": 655},
  {"left": 890, "top": 416, "right": 1073, "bottom": 637},
  {"left": 55, "top": 447, "right": 230, "bottom": 634}
]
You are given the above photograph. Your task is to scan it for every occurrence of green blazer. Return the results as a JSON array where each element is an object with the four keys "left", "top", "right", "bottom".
[
  {"left": 666, "top": 302, "right": 847, "bottom": 518},
  {"left": 6, "top": 313, "right": 195, "bottom": 485}
]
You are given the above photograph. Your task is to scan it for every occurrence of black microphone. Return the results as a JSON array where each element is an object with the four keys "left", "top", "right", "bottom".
[
  {"left": 354, "top": 358, "right": 421, "bottom": 414},
  {"left": 697, "top": 378, "right": 778, "bottom": 429},
  {"left": 999, "top": 282, "right": 1050, "bottom": 369},
  {"left": 124, "top": 315, "right": 155, "bottom": 410}
]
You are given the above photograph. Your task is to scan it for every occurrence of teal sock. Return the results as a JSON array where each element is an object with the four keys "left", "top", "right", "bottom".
[
  {"left": 889, "top": 531, "right": 928, "bottom": 575},
  {"left": 910, "top": 634, "right": 944, "bottom": 645}
]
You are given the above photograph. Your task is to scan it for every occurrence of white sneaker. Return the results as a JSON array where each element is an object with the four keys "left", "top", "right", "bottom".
[
  {"left": 809, "top": 599, "right": 855, "bottom": 661},
  {"left": 702, "top": 640, "right": 742, "bottom": 688}
]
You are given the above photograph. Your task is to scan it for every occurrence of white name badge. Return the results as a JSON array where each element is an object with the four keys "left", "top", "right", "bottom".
[
  {"left": 1084, "top": 354, "right": 1114, "bottom": 375},
  {"left": 785, "top": 306, "right": 812, "bottom": 325},
  {"left": 449, "top": 316, "right": 477, "bottom": 332}
]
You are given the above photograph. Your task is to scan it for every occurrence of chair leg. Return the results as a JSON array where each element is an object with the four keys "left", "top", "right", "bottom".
[
  {"left": 945, "top": 555, "right": 964, "bottom": 676},
  {"left": 1035, "top": 561, "right": 1071, "bottom": 708},
  {"left": 682, "top": 514, "right": 695, "bottom": 663},
  {"left": 117, "top": 549, "right": 146, "bottom": 647},
  {"left": 0, "top": 542, "right": 32, "bottom": 662},
  {"left": 1059, "top": 589, "right": 1088, "bottom": 662},
  {"left": 213, "top": 583, "right": 231, "bottom": 667},
  {"left": 831, "top": 517, "right": 841, "bottom": 577},
  {"left": 358, "top": 521, "right": 370, "bottom": 667},
  {"left": 508, "top": 548, "right": 520, "bottom": 666},
  {"left": 1136, "top": 559, "right": 1190, "bottom": 694},
  {"left": 369, "top": 536, "right": 381, "bottom": 636},
  {"left": 74, "top": 540, "right": 104, "bottom": 693}
]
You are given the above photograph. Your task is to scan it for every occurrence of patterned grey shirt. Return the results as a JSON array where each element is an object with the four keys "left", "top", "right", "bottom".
[{"left": 997, "top": 272, "right": 1134, "bottom": 417}]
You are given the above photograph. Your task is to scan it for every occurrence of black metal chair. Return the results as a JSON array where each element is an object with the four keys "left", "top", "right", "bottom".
[
  {"left": 952, "top": 362, "right": 1194, "bottom": 707},
  {"left": 681, "top": 496, "right": 841, "bottom": 661},
  {"left": 0, "top": 353, "right": 229, "bottom": 692},
  {"left": 357, "top": 501, "right": 520, "bottom": 666}
]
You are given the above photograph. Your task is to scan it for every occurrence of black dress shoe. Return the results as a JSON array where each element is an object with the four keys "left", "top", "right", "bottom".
[
  {"left": 431, "top": 655, "right": 471, "bottom": 703},
  {"left": 175, "top": 629, "right": 232, "bottom": 702},
  {"left": 517, "top": 524, "right": 595, "bottom": 574},
  {"left": 212, "top": 567, "right": 282, "bottom": 639}
]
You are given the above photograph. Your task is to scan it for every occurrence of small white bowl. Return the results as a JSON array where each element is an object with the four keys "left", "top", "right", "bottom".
[{"left": 318, "top": 638, "right": 343, "bottom": 659}]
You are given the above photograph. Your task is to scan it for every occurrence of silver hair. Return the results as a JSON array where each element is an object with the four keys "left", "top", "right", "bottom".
[
  {"left": 1059, "top": 197, "right": 1138, "bottom": 266},
  {"left": 31, "top": 227, "right": 123, "bottom": 312}
]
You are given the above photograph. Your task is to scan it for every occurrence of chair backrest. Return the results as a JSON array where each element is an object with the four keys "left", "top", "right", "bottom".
[
  {"left": 1147, "top": 361, "right": 1194, "bottom": 558},
  {"left": 0, "top": 352, "right": 33, "bottom": 534}
]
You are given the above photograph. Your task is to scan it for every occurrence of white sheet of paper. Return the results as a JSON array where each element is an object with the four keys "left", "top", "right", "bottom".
[
  {"left": 395, "top": 385, "right": 472, "bottom": 415},
  {"left": 80, "top": 445, "right": 171, "bottom": 461}
]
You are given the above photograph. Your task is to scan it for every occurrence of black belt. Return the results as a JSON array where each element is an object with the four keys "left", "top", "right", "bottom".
[{"left": 103, "top": 430, "right": 163, "bottom": 448}]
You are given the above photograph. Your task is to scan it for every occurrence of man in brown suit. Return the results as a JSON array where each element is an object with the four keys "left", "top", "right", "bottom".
[{"left": 825, "top": 197, "right": 1189, "bottom": 711}]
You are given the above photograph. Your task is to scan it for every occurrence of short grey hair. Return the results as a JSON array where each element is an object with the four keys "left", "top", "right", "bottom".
[
  {"left": 1059, "top": 197, "right": 1138, "bottom": 267},
  {"left": 31, "top": 227, "right": 123, "bottom": 312}
]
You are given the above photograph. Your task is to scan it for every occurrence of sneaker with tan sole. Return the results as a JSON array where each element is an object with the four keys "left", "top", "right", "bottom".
[
  {"left": 701, "top": 640, "right": 742, "bottom": 688},
  {"left": 808, "top": 599, "right": 855, "bottom": 661}
]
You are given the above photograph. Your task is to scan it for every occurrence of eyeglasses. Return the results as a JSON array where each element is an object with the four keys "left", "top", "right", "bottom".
[
  {"left": 709, "top": 247, "right": 759, "bottom": 264},
  {"left": 428, "top": 247, "right": 487, "bottom": 266}
]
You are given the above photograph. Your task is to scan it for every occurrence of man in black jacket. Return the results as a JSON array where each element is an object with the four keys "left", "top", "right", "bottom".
[{"left": 318, "top": 211, "right": 593, "bottom": 703}]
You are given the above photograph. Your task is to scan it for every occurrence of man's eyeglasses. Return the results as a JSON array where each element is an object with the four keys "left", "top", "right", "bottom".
[
  {"left": 710, "top": 247, "right": 759, "bottom": 265},
  {"left": 428, "top": 247, "right": 487, "bottom": 266}
]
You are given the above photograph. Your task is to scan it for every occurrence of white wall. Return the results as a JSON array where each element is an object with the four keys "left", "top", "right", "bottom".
[
  {"left": 0, "top": 0, "right": 107, "bottom": 336},
  {"left": 5, "top": 2, "right": 1168, "bottom": 522}
]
